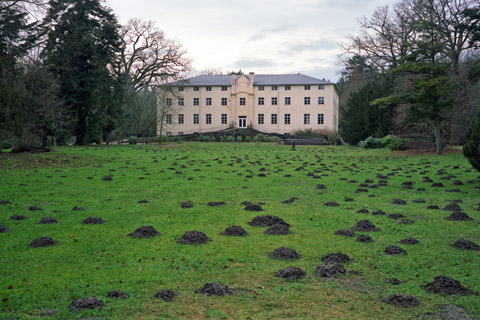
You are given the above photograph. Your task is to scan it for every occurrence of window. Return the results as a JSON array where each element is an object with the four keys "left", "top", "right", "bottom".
[
  {"left": 193, "top": 98, "right": 199, "bottom": 106},
  {"left": 304, "top": 113, "right": 310, "bottom": 124},
  {"left": 304, "top": 97, "right": 311, "bottom": 105},
  {"left": 206, "top": 98, "right": 212, "bottom": 105},
  {"left": 193, "top": 114, "right": 199, "bottom": 124},
  {"left": 166, "top": 98, "right": 172, "bottom": 106},
  {"left": 166, "top": 114, "right": 172, "bottom": 124},
  {"left": 194, "top": 86, "right": 199, "bottom": 91},
  {"left": 258, "top": 86, "right": 264, "bottom": 91},
  {"left": 318, "top": 113, "right": 324, "bottom": 124},
  {"left": 284, "top": 114, "right": 291, "bottom": 125},
  {"left": 305, "top": 85, "right": 311, "bottom": 90},
  {"left": 166, "top": 132, "right": 172, "bottom": 137},
  {"left": 240, "top": 98, "right": 246, "bottom": 105},
  {"left": 271, "top": 114, "right": 277, "bottom": 124},
  {"left": 178, "top": 87, "right": 184, "bottom": 92},
  {"left": 178, "top": 98, "right": 184, "bottom": 106},
  {"left": 221, "top": 114, "right": 227, "bottom": 124},
  {"left": 258, "top": 113, "right": 264, "bottom": 124},
  {"left": 206, "top": 86, "right": 212, "bottom": 91},
  {"left": 206, "top": 114, "right": 212, "bottom": 124},
  {"left": 285, "top": 97, "right": 291, "bottom": 105},
  {"left": 318, "top": 97, "right": 325, "bottom": 105},
  {"left": 272, "top": 97, "right": 277, "bottom": 105},
  {"left": 178, "top": 114, "right": 184, "bottom": 124},
  {"left": 318, "top": 85, "right": 325, "bottom": 90},
  {"left": 221, "top": 98, "right": 227, "bottom": 106},
  {"left": 258, "top": 97, "right": 264, "bottom": 105},
  {"left": 272, "top": 85, "right": 278, "bottom": 91},
  {"left": 178, "top": 132, "right": 184, "bottom": 136},
  {"left": 285, "top": 85, "right": 291, "bottom": 90},
  {"left": 221, "top": 86, "right": 228, "bottom": 91}
]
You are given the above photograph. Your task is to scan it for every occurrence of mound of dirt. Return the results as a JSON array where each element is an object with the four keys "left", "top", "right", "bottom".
[
  {"left": 412, "top": 199, "right": 426, "bottom": 203},
  {"left": 399, "top": 238, "right": 419, "bottom": 245},
  {"left": 427, "top": 205, "right": 440, "bottom": 209},
  {"left": 264, "top": 223, "right": 292, "bottom": 235},
  {"left": 315, "top": 263, "right": 346, "bottom": 278},
  {"left": 68, "top": 297, "right": 104, "bottom": 311},
  {"left": 195, "top": 283, "right": 232, "bottom": 296},
  {"left": 102, "top": 176, "right": 113, "bottom": 181},
  {"left": 106, "top": 290, "right": 129, "bottom": 299},
  {"left": 450, "top": 239, "right": 480, "bottom": 250},
  {"left": 269, "top": 247, "right": 301, "bottom": 260},
  {"left": 316, "top": 184, "right": 326, "bottom": 190},
  {"left": 388, "top": 213, "right": 404, "bottom": 220},
  {"left": 0, "top": 200, "right": 12, "bottom": 205},
  {"left": 28, "top": 206, "right": 43, "bottom": 211},
  {"left": 29, "top": 237, "right": 57, "bottom": 247},
  {"left": 72, "top": 206, "right": 85, "bottom": 211},
  {"left": 207, "top": 201, "right": 226, "bottom": 207},
  {"left": 383, "top": 294, "right": 420, "bottom": 308},
  {"left": 10, "top": 215, "right": 28, "bottom": 220},
  {"left": 220, "top": 226, "right": 248, "bottom": 236},
  {"left": 386, "top": 278, "right": 402, "bottom": 285},
  {"left": 445, "top": 212, "right": 473, "bottom": 221},
  {"left": 248, "top": 215, "right": 290, "bottom": 227},
  {"left": 244, "top": 204, "right": 264, "bottom": 211},
  {"left": 83, "top": 217, "right": 105, "bottom": 224},
  {"left": 128, "top": 226, "right": 160, "bottom": 238},
  {"left": 335, "top": 229, "right": 356, "bottom": 237},
  {"left": 431, "top": 182, "right": 444, "bottom": 187},
  {"left": 153, "top": 289, "right": 177, "bottom": 301},
  {"left": 324, "top": 201, "right": 340, "bottom": 207},
  {"left": 38, "top": 216, "right": 58, "bottom": 224},
  {"left": 392, "top": 199, "right": 406, "bottom": 205},
  {"left": 138, "top": 199, "right": 149, "bottom": 204},
  {"left": 180, "top": 202, "right": 193, "bottom": 208},
  {"left": 321, "top": 252, "right": 350, "bottom": 264},
  {"left": 397, "top": 219, "right": 415, "bottom": 224},
  {"left": 422, "top": 276, "right": 473, "bottom": 295},
  {"left": 351, "top": 220, "right": 380, "bottom": 232},
  {"left": 178, "top": 230, "right": 210, "bottom": 244},
  {"left": 0, "top": 225, "right": 10, "bottom": 233},
  {"left": 385, "top": 246, "right": 407, "bottom": 255},
  {"left": 372, "top": 210, "right": 386, "bottom": 216},
  {"left": 356, "top": 209, "right": 369, "bottom": 214},
  {"left": 443, "top": 203, "right": 462, "bottom": 211},
  {"left": 356, "top": 235, "right": 374, "bottom": 242},
  {"left": 344, "top": 197, "right": 354, "bottom": 202},
  {"left": 274, "top": 266, "right": 307, "bottom": 281},
  {"left": 282, "top": 197, "right": 298, "bottom": 204}
]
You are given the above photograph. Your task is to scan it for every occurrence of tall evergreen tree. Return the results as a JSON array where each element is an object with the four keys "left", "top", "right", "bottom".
[{"left": 41, "top": 0, "right": 122, "bottom": 144}]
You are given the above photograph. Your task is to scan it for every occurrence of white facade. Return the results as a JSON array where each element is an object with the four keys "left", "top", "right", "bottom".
[{"left": 157, "top": 72, "right": 339, "bottom": 136}]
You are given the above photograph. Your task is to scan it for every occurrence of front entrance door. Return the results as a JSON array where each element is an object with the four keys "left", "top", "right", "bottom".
[{"left": 238, "top": 116, "right": 247, "bottom": 128}]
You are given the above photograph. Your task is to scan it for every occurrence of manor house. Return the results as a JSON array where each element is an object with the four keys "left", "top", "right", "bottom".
[{"left": 157, "top": 72, "right": 338, "bottom": 136}]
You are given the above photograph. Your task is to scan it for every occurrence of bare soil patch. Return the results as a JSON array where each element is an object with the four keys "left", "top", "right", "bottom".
[
  {"left": 128, "top": 226, "right": 160, "bottom": 238},
  {"left": 177, "top": 230, "right": 210, "bottom": 244},
  {"left": 68, "top": 297, "right": 104, "bottom": 311}
]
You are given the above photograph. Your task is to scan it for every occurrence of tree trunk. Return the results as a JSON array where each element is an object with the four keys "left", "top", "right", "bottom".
[
  {"left": 434, "top": 123, "right": 443, "bottom": 155},
  {"left": 158, "top": 121, "right": 163, "bottom": 145}
]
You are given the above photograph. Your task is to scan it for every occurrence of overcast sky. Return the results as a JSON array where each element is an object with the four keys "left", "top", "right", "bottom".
[{"left": 107, "top": 0, "right": 399, "bottom": 82}]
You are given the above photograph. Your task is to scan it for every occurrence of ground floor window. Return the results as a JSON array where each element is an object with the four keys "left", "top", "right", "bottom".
[
  {"left": 178, "top": 114, "right": 184, "bottom": 124},
  {"left": 193, "top": 114, "right": 199, "bottom": 124},
  {"left": 271, "top": 113, "right": 277, "bottom": 124},
  {"left": 304, "top": 113, "right": 310, "bottom": 124},
  {"left": 318, "top": 113, "right": 324, "bottom": 124},
  {"left": 166, "top": 132, "right": 172, "bottom": 136},
  {"left": 221, "top": 114, "right": 227, "bottom": 124},
  {"left": 284, "top": 114, "right": 290, "bottom": 124},
  {"left": 178, "top": 132, "right": 184, "bottom": 136},
  {"left": 166, "top": 114, "right": 172, "bottom": 124},
  {"left": 258, "top": 114, "right": 264, "bottom": 124},
  {"left": 206, "top": 114, "right": 212, "bottom": 124}
]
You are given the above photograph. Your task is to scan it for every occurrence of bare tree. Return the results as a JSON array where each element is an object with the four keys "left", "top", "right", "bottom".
[
  {"left": 1, "top": 0, "right": 48, "bottom": 21},
  {"left": 114, "top": 19, "right": 191, "bottom": 93}
]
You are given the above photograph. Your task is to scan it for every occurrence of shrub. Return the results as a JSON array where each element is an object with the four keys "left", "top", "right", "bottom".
[
  {"left": 236, "top": 136, "right": 243, "bottom": 142},
  {"left": 210, "top": 136, "right": 217, "bottom": 142},
  {"left": 464, "top": 112, "right": 480, "bottom": 171},
  {"left": 381, "top": 135, "right": 398, "bottom": 145},
  {"left": 219, "top": 136, "right": 226, "bottom": 142},
  {"left": 253, "top": 134, "right": 266, "bottom": 142},
  {"left": 1, "top": 139, "right": 12, "bottom": 149},
  {"left": 358, "top": 136, "right": 385, "bottom": 149},
  {"left": 245, "top": 136, "right": 251, "bottom": 143},
  {"left": 387, "top": 139, "right": 409, "bottom": 151},
  {"left": 201, "top": 135, "right": 210, "bottom": 142},
  {"left": 128, "top": 136, "right": 138, "bottom": 145}
]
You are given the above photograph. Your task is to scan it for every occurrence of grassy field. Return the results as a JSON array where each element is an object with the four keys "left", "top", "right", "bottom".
[{"left": 0, "top": 143, "right": 479, "bottom": 320}]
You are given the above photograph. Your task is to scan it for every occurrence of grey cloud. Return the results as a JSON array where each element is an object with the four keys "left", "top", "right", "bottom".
[
  {"left": 281, "top": 39, "right": 338, "bottom": 55},
  {"left": 248, "top": 24, "right": 297, "bottom": 42},
  {"left": 233, "top": 58, "right": 278, "bottom": 69}
]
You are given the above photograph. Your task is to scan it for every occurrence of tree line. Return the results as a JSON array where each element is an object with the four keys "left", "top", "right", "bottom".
[
  {"left": 338, "top": 0, "right": 480, "bottom": 155},
  {"left": 0, "top": 0, "right": 190, "bottom": 151}
]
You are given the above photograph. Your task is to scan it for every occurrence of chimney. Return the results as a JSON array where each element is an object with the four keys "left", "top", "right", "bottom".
[
  {"left": 231, "top": 72, "right": 236, "bottom": 86},
  {"left": 249, "top": 72, "right": 255, "bottom": 85}
]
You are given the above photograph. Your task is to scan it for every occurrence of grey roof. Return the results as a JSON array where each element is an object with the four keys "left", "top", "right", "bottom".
[{"left": 171, "top": 73, "right": 332, "bottom": 87}]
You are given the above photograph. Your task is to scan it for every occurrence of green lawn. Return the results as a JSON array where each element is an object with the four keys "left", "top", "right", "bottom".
[{"left": 0, "top": 143, "right": 479, "bottom": 319}]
